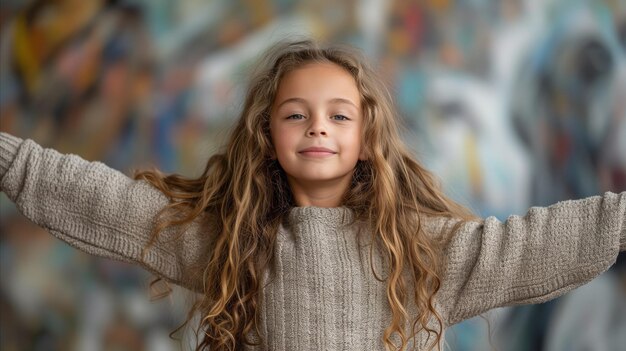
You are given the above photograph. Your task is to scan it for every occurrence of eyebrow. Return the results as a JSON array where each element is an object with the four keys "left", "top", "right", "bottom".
[{"left": 276, "top": 97, "right": 359, "bottom": 110}]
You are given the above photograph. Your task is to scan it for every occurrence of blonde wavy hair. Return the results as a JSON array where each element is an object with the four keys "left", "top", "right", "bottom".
[{"left": 135, "top": 38, "right": 476, "bottom": 350}]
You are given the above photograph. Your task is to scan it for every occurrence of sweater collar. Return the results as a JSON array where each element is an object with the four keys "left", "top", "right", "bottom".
[{"left": 287, "top": 206, "right": 355, "bottom": 228}]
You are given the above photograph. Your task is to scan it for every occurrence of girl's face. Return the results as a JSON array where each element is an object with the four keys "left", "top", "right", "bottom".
[{"left": 269, "top": 62, "right": 366, "bottom": 196}]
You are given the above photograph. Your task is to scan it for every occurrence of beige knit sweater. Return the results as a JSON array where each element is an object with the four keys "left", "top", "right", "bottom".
[{"left": 1, "top": 132, "right": 625, "bottom": 350}]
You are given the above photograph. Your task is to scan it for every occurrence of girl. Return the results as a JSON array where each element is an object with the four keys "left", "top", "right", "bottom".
[{"left": 0, "top": 39, "right": 624, "bottom": 351}]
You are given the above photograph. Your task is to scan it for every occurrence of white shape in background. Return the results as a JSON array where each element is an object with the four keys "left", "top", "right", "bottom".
[
  {"left": 357, "top": 0, "right": 390, "bottom": 58},
  {"left": 425, "top": 74, "right": 531, "bottom": 217},
  {"left": 193, "top": 15, "right": 316, "bottom": 123}
]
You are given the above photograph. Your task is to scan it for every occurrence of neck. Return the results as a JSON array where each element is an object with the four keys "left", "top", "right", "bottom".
[{"left": 287, "top": 175, "right": 352, "bottom": 208}]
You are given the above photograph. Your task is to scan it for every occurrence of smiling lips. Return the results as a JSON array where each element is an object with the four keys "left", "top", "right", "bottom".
[{"left": 298, "top": 146, "right": 337, "bottom": 157}]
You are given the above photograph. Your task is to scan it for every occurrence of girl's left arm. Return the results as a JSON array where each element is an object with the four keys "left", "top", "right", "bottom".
[{"left": 432, "top": 191, "right": 626, "bottom": 326}]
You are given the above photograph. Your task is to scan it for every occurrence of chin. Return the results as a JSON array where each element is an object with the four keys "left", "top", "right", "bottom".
[{"left": 289, "top": 172, "right": 347, "bottom": 183}]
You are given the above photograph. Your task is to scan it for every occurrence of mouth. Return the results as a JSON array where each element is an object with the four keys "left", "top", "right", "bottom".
[{"left": 298, "top": 147, "right": 337, "bottom": 157}]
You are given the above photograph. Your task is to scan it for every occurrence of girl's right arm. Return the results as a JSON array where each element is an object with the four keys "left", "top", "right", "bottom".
[{"left": 0, "top": 132, "right": 209, "bottom": 292}]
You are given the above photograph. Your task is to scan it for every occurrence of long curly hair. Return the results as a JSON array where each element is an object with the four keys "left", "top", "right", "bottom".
[{"left": 134, "top": 38, "right": 476, "bottom": 351}]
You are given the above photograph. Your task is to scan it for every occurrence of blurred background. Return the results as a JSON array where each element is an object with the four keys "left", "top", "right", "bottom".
[{"left": 0, "top": 0, "right": 625, "bottom": 350}]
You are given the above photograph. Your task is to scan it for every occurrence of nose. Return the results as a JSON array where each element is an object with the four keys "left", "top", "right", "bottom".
[
  {"left": 306, "top": 115, "right": 327, "bottom": 136},
  {"left": 307, "top": 128, "right": 327, "bottom": 136}
]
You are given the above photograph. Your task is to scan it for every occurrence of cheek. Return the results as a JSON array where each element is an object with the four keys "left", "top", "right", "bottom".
[
  {"left": 271, "top": 129, "right": 285, "bottom": 149},
  {"left": 270, "top": 125, "right": 296, "bottom": 153},
  {"left": 346, "top": 130, "right": 363, "bottom": 152}
]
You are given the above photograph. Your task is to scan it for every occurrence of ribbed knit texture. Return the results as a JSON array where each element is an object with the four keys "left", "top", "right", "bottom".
[
  {"left": 0, "top": 132, "right": 21, "bottom": 176},
  {"left": 1, "top": 131, "right": 625, "bottom": 350}
]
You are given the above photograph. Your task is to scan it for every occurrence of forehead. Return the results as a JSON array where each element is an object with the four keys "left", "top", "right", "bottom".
[{"left": 273, "top": 62, "right": 361, "bottom": 108}]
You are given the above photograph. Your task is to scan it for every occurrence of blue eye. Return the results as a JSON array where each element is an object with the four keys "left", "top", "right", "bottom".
[
  {"left": 287, "top": 114, "right": 305, "bottom": 120},
  {"left": 333, "top": 115, "right": 349, "bottom": 121}
]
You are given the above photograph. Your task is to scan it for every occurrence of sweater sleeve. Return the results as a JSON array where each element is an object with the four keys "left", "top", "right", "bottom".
[
  {"left": 0, "top": 132, "right": 210, "bottom": 292},
  {"left": 431, "top": 191, "right": 626, "bottom": 326}
]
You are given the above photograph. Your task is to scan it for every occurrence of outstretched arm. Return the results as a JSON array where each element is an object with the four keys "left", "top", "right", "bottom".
[
  {"left": 430, "top": 192, "right": 626, "bottom": 326},
  {"left": 0, "top": 132, "right": 209, "bottom": 292}
]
